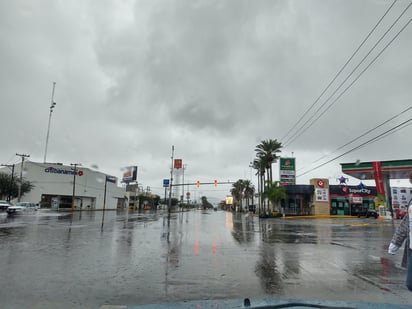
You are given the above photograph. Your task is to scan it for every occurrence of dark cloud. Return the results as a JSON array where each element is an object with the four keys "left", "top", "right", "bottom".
[{"left": 1, "top": 0, "right": 411, "bottom": 199}]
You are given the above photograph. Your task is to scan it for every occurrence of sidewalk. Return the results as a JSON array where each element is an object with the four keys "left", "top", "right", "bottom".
[
  {"left": 282, "top": 214, "right": 354, "bottom": 219},
  {"left": 282, "top": 214, "right": 395, "bottom": 220}
]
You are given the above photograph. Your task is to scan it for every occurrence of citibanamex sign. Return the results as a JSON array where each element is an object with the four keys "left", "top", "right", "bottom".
[{"left": 45, "top": 167, "right": 83, "bottom": 176}]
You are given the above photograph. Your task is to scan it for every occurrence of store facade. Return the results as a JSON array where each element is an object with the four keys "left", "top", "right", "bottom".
[
  {"left": 0, "top": 161, "right": 126, "bottom": 210},
  {"left": 281, "top": 184, "right": 314, "bottom": 215},
  {"left": 279, "top": 179, "right": 380, "bottom": 217},
  {"left": 329, "top": 185, "right": 377, "bottom": 216}
]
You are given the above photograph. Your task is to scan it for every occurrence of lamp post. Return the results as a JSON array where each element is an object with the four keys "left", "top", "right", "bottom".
[
  {"left": 71, "top": 163, "right": 81, "bottom": 211},
  {"left": 44, "top": 82, "right": 56, "bottom": 163}
]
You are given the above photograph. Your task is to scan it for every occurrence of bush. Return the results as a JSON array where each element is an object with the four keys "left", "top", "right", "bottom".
[
  {"left": 271, "top": 211, "right": 282, "bottom": 218},
  {"left": 259, "top": 211, "right": 283, "bottom": 219}
]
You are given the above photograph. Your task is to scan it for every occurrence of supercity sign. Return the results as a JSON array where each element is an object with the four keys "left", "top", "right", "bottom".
[
  {"left": 44, "top": 167, "right": 84, "bottom": 176},
  {"left": 341, "top": 186, "right": 372, "bottom": 195}
]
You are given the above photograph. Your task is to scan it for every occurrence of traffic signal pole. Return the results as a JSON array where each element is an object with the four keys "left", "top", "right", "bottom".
[
  {"left": 168, "top": 146, "right": 174, "bottom": 214},
  {"left": 171, "top": 181, "right": 235, "bottom": 187}
]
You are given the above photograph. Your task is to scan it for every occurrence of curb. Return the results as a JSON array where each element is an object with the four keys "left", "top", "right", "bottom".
[{"left": 282, "top": 215, "right": 359, "bottom": 219}]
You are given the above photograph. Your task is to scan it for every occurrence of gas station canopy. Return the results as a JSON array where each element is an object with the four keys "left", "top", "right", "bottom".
[{"left": 341, "top": 159, "right": 412, "bottom": 180}]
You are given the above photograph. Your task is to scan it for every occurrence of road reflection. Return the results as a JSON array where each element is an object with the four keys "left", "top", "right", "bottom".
[
  {"left": 231, "top": 213, "right": 256, "bottom": 244},
  {"left": 0, "top": 210, "right": 410, "bottom": 308}
]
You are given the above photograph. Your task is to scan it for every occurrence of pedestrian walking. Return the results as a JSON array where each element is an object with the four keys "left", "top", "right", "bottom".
[{"left": 388, "top": 202, "right": 412, "bottom": 291}]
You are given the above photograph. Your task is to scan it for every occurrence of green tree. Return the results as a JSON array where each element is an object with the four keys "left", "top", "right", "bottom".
[
  {"left": 0, "top": 173, "right": 33, "bottom": 201},
  {"left": 255, "top": 139, "right": 282, "bottom": 184},
  {"left": 231, "top": 179, "right": 246, "bottom": 211},
  {"left": 200, "top": 196, "right": 213, "bottom": 209},
  {"left": 263, "top": 181, "right": 287, "bottom": 213}
]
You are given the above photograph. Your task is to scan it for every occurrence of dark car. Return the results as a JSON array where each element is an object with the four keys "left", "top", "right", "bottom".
[
  {"left": 365, "top": 209, "right": 379, "bottom": 218},
  {"left": 360, "top": 208, "right": 379, "bottom": 219},
  {"left": 355, "top": 207, "right": 379, "bottom": 219},
  {"left": 248, "top": 205, "right": 256, "bottom": 213}
]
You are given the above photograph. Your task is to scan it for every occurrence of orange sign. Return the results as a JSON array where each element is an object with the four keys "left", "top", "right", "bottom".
[{"left": 174, "top": 159, "right": 183, "bottom": 169}]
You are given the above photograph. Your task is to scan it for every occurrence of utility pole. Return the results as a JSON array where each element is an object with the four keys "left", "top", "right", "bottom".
[
  {"left": 16, "top": 153, "right": 30, "bottom": 202},
  {"left": 44, "top": 82, "right": 57, "bottom": 163},
  {"left": 70, "top": 163, "right": 81, "bottom": 211},
  {"left": 1, "top": 164, "right": 15, "bottom": 202},
  {"left": 168, "top": 145, "right": 174, "bottom": 214},
  {"left": 182, "top": 164, "right": 188, "bottom": 210},
  {"left": 103, "top": 176, "right": 108, "bottom": 211}
]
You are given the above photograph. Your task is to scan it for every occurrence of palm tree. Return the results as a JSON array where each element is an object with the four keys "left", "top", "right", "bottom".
[
  {"left": 264, "top": 181, "right": 287, "bottom": 213},
  {"left": 252, "top": 158, "right": 266, "bottom": 214},
  {"left": 255, "top": 139, "right": 282, "bottom": 184},
  {"left": 243, "top": 180, "right": 255, "bottom": 210},
  {"left": 231, "top": 179, "right": 245, "bottom": 212}
]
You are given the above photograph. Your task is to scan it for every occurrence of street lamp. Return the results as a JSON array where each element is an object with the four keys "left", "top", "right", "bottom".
[
  {"left": 43, "top": 82, "right": 56, "bottom": 163},
  {"left": 71, "top": 163, "right": 81, "bottom": 211}
]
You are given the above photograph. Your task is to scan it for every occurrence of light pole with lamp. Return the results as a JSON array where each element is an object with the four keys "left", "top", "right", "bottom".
[
  {"left": 71, "top": 163, "right": 81, "bottom": 211},
  {"left": 44, "top": 82, "right": 57, "bottom": 163}
]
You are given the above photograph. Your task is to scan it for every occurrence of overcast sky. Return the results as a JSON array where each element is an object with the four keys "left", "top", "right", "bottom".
[{"left": 1, "top": 0, "right": 411, "bottom": 202}]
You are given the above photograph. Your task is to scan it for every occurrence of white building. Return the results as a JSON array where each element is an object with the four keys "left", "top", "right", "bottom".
[{"left": 0, "top": 161, "right": 126, "bottom": 210}]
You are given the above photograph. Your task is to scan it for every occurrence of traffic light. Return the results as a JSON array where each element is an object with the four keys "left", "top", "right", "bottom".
[
  {"left": 214, "top": 180, "right": 218, "bottom": 187},
  {"left": 196, "top": 181, "right": 200, "bottom": 187}
]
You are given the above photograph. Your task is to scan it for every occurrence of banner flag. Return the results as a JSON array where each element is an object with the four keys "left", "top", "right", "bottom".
[{"left": 372, "top": 161, "right": 385, "bottom": 196}]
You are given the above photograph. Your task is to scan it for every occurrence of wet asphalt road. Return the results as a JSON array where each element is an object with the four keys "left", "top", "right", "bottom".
[{"left": 0, "top": 209, "right": 411, "bottom": 308}]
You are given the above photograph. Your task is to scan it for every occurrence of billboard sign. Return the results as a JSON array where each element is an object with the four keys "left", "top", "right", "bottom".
[
  {"left": 122, "top": 166, "right": 137, "bottom": 183},
  {"left": 315, "top": 188, "right": 329, "bottom": 202},
  {"left": 279, "top": 157, "right": 296, "bottom": 185},
  {"left": 225, "top": 196, "right": 233, "bottom": 205},
  {"left": 106, "top": 175, "right": 117, "bottom": 184},
  {"left": 313, "top": 178, "right": 329, "bottom": 202}
]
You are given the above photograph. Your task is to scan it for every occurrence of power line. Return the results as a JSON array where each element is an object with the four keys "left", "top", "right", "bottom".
[
  {"left": 283, "top": 1, "right": 411, "bottom": 147},
  {"left": 368, "top": 119, "right": 412, "bottom": 144},
  {"left": 303, "top": 105, "right": 412, "bottom": 167},
  {"left": 286, "top": 15, "right": 412, "bottom": 148},
  {"left": 297, "top": 118, "right": 412, "bottom": 177},
  {"left": 281, "top": 0, "right": 398, "bottom": 143}
]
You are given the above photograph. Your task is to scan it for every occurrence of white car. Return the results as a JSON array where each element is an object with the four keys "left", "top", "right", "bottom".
[
  {"left": 6, "top": 202, "right": 38, "bottom": 215},
  {"left": 0, "top": 200, "right": 12, "bottom": 211},
  {"left": 15, "top": 202, "right": 39, "bottom": 210}
]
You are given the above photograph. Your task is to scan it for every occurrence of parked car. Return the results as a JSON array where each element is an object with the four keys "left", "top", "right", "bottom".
[
  {"left": 6, "top": 202, "right": 38, "bottom": 215},
  {"left": 0, "top": 200, "right": 12, "bottom": 211},
  {"left": 395, "top": 207, "right": 406, "bottom": 219},
  {"left": 355, "top": 207, "right": 379, "bottom": 219},
  {"left": 14, "top": 202, "right": 39, "bottom": 210},
  {"left": 358, "top": 208, "right": 379, "bottom": 219}
]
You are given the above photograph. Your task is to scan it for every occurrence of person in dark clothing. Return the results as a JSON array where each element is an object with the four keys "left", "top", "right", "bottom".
[{"left": 388, "top": 210, "right": 412, "bottom": 291}]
